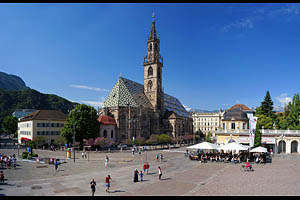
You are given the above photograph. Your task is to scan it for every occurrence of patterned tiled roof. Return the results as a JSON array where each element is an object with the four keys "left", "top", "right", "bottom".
[
  {"left": 103, "top": 77, "right": 153, "bottom": 108},
  {"left": 103, "top": 77, "right": 190, "bottom": 118}
]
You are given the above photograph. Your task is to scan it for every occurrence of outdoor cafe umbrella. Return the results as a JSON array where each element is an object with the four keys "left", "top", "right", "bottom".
[
  {"left": 187, "top": 142, "right": 219, "bottom": 150},
  {"left": 218, "top": 142, "right": 249, "bottom": 151},
  {"left": 250, "top": 146, "right": 268, "bottom": 153}
]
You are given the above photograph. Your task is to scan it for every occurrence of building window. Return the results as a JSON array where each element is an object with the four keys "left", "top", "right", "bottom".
[
  {"left": 231, "top": 123, "right": 235, "bottom": 130},
  {"left": 243, "top": 123, "right": 245, "bottom": 130},
  {"left": 111, "top": 130, "right": 114, "bottom": 138},
  {"left": 103, "top": 130, "right": 107, "bottom": 138},
  {"left": 148, "top": 67, "right": 153, "bottom": 76},
  {"left": 223, "top": 123, "right": 226, "bottom": 129}
]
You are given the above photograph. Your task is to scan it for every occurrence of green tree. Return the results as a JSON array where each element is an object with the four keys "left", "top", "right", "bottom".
[
  {"left": 286, "top": 93, "right": 300, "bottom": 130},
  {"left": 132, "top": 136, "right": 146, "bottom": 146},
  {"left": 157, "top": 134, "right": 172, "bottom": 144},
  {"left": 254, "top": 125, "right": 262, "bottom": 147},
  {"left": 258, "top": 91, "right": 275, "bottom": 120},
  {"left": 205, "top": 132, "right": 212, "bottom": 143},
  {"left": 61, "top": 104, "right": 99, "bottom": 147},
  {"left": 1, "top": 116, "right": 18, "bottom": 137},
  {"left": 145, "top": 134, "right": 159, "bottom": 145},
  {"left": 53, "top": 136, "right": 67, "bottom": 147},
  {"left": 33, "top": 136, "right": 47, "bottom": 148},
  {"left": 256, "top": 114, "right": 273, "bottom": 129}
]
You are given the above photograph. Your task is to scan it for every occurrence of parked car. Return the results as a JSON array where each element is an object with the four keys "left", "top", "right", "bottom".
[{"left": 117, "top": 144, "right": 128, "bottom": 149}]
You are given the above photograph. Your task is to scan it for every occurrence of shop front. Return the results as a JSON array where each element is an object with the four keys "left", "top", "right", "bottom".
[{"left": 261, "top": 137, "right": 275, "bottom": 152}]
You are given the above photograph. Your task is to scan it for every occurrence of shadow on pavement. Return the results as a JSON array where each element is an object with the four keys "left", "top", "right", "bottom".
[
  {"left": 110, "top": 190, "right": 125, "bottom": 193},
  {"left": 161, "top": 177, "right": 171, "bottom": 181}
]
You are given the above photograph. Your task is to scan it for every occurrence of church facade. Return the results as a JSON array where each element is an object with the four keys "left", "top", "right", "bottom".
[{"left": 99, "top": 16, "right": 193, "bottom": 143}]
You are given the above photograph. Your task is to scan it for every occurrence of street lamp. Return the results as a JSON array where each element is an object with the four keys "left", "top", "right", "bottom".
[
  {"left": 69, "top": 108, "right": 78, "bottom": 163},
  {"left": 129, "top": 118, "right": 137, "bottom": 146}
]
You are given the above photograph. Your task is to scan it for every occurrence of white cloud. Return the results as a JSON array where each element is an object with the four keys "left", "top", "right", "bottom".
[
  {"left": 275, "top": 93, "right": 292, "bottom": 107},
  {"left": 81, "top": 101, "right": 104, "bottom": 108},
  {"left": 183, "top": 104, "right": 192, "bottom": 111},
  {"left": 221, "top": 18, "right": 254, "bottom": 32},
  {"left": 70, "top": 84, "right": 109, "bottom": 92},
  {"left": 221, "top": 5, "right": 300, "bottom": 33}
]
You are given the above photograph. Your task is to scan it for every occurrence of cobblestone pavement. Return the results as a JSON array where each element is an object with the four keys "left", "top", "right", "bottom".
[{"left": 1, "top": 147, "right": 300, "bottom": 196}]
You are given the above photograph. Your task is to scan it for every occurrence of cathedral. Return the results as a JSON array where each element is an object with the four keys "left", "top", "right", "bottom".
[{"left": 99, "top": 16, "right": 193, "bottom": 143}]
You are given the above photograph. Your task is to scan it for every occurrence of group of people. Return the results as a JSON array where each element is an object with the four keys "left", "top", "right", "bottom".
[
  {"left": 0, "top": 153, "right": 17, "bottom": 169},
  {"left": 134, "top": 162, "right": 150, "bottom": 182},
  {"left": 187, "top": 149, "right": 268, "bottom": 165},
  {"left": 187, "top": 150, "right": 254, "bottom": 163},
  {"left": 156, "top": 153, "right": 164, "bottom": 162},
  {"left": 81, "top": 150, "right": 87, "bottom": 159}
]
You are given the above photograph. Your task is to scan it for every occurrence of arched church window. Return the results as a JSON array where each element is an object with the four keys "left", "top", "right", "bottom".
[
  {"left": 148, "top": 67, "right": 153, "bottom": 76},
  {"left": 148, "top": 80, "right": 153, "bottom": 91},
  {"left": 103, "top": 130, "right": 107, "bottom": 138},
  {"left": 149, "top": 43, "right": 152, "bottom": 51}
]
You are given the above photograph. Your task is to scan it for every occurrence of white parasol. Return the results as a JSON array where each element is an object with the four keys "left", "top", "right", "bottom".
[
  {"left": 187, "top": 142, "right": 219, "bottom": 150},
  {"left": 250, "top": 146, "right": 268, "bottom": 153}
]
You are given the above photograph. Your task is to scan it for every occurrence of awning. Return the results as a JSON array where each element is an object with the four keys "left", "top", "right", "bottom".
[{"left": 20, "top": 137, "right": 31, "bottom": 141}]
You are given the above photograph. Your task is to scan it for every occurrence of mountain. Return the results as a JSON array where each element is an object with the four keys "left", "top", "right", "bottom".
[
  {"left": 0, "top": 88, "right": 77, "bottom": 130},
  {"left": 0, "top": 72, "right": 29, "bottom": 91},
  {"left": 189, "top": 109, "right": 221, "bottom": 113}
]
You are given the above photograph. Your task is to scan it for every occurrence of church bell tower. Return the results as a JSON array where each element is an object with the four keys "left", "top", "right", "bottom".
[{"left": 144, "top": 13, "right": 164, "bottom": 113}]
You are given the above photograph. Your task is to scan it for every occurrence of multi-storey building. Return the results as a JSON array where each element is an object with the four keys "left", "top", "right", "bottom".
[
  {"left": 192, "top": 109, "right": 223, "bottom": 139},
  {"left": 18, "top": 110, "right": 67, "bottom": 145}
]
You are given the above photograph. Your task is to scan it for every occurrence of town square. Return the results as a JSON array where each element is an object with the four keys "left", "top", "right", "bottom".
[{"left": 1, "top": 3, "right": 300, "bottom": 196}]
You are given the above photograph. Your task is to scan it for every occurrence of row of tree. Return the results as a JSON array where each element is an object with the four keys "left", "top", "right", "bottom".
[{"left": 254, "top": 91, "right": 300, "bottom": 147}]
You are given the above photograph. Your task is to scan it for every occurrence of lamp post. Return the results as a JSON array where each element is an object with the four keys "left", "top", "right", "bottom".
[{"left": 69, "top": 108, "right": 78, "bottom": 163}]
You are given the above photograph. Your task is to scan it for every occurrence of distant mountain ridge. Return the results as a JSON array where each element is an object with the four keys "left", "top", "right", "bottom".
[
  {"left": 0, "top": 71, "right": 77, "bottom": 130},
  {"left": 190, "top": 109, "right": 221, "bottom": 113},
  {"left": 0, "top": 72, "right": 29, "bottom": 91}
]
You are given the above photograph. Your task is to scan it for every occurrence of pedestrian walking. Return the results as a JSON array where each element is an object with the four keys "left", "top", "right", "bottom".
[
  {"left": 160, "top": 154, "right": 164, "bottom": 162},
  {"left": 82, "top": 151, "right": 85, "bottom": 158},
  {"left": 105, "top": 175, "right": 112, "bottom": 193},
  {"left": 158, "top": 166, "right": 162, "bottom": 180},
  {"left": 105, "top": 156, "right": 109, "bottom": 167},
  {"left": 132, "top": 148, "right": 135, "bottom": 156},
  {"left": 156, "top": 153, "right": 159, "bottom": 161},
  {"left": 90, "top": 179, "right": 97, "bottom": 196},
  {"left": 0, "top": 171, "right": 4, "bottom": 184},
  {"left": 133, "top": 168, "right": 139, "bottom": 182},
  {"left": 140, "top": 170, "right": 144, "bottom": 182},
  {"left": 54, "top": 159, "right": 59, "bottom": 171}
]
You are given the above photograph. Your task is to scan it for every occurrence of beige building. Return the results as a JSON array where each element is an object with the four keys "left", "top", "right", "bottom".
[
  {"left": 216, "top": 104, "right": 254, "bottom": 145},
  {"left": 192, "top": 109, "right": 223, "bottom": 139},
  {"left": 18, "top": 110, "right": 67, "bottom": 145}
]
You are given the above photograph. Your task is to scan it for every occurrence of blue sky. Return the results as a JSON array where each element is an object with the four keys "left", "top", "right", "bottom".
[{"left": 0, "top": 3, "right": 299, "bottom": 111}]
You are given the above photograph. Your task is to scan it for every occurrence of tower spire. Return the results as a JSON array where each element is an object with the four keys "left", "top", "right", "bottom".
[{"left": 150, "top": 13, "right": 157, "bottom": 40}]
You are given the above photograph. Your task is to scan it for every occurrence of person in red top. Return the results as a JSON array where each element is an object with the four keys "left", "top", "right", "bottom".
[
  {"left": 105, "top": 175, "right": 112, "bottom": 193},
  {"left": 245, "top": 159, "right": 253, "bottom": 171}
]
